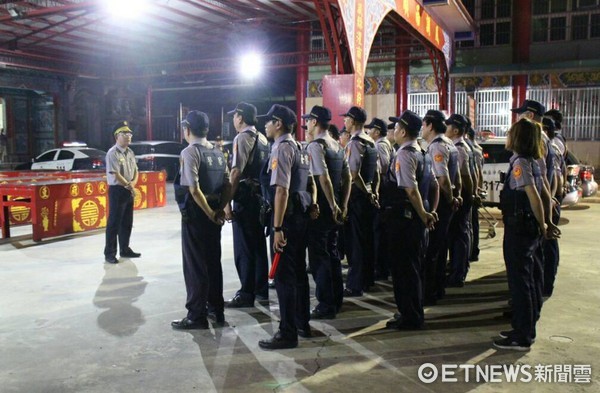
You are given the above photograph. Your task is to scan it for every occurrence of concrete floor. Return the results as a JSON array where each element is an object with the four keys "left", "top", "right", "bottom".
[{"left": 1, "top": 196, "right": 599, "bottom": 393}]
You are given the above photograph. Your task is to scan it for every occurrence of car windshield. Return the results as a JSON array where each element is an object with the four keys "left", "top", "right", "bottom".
[
  {"left": 79, "top": 149, "right": 106, "bottom": 159},
  {"left": 482, "top": 144, "right": 512, "bottom": 164}
]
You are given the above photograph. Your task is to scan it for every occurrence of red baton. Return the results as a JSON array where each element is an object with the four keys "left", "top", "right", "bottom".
[{"left": 268, "top": 253, "right": 281, "bottom": 280}]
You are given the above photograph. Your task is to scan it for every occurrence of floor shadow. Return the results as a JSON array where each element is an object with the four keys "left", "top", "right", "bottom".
[{"left": 93, "top": 260, "right": 148, "bottom": 336}]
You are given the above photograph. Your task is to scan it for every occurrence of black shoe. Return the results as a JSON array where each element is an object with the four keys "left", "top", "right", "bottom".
[
  {"left": 225, "top": 295, "right": 254, "bottom": 308},
  {"left": 259, "top": 331, "right": 298, "bottom": 350},
  {"left": 171, "top": 317, "right": 209, "bottom": 330},
  {"left": 268, "top": 279, "right": 275, "bottom": 289},
  {"left": 493, "top": 337, "right": 531, "bottom": 351},
  {"left": 105, "top": 256, "right": 118, "bottom": 264},
  {"left": 386, "top": 316, "right": 423, "bottom": 330},
  {"left": 343, "top": 288, "right": 363, "bottom": 297},
  {"left": 446, "top": 279, "right": 465, "bottom": 288},
  {"left": 499, "top": 330, "right": 535, "bottom": 343},
  {"left": 207, "top": 311, "right": 225, "bottom": 324},
  {"left": 310, "top": 308, "right": 336, "bottom": 320},
  {"left": 121, "top": 248, "right": 141, "bottom": 258},
  {"left": 297, "top": 326, "right": 312, "bottom": 338}
]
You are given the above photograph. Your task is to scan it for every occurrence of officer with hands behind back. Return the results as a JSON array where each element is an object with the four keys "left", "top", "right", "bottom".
[
  {"left": 383, "top": 110, "right": 437, "bottom": 330},
  {"left": 171, "top": 111, "right": 232, "bottom": 330},
  {"left": 303, "top": 105, "right": 351, "bottom": 319}
]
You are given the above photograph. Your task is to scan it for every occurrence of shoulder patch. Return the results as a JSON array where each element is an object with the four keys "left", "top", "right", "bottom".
[
  {"left": 271, "top": 158, "right": 278, "bottom": 170},
  {"left": 395, "top": 160, "right": 400, "bottom": 173},
  {"left": 513, "top": 164, "right": 522, "bottom": 178},
  {"left": 434, "top": 153, "right": 443, "bottom": 163}
]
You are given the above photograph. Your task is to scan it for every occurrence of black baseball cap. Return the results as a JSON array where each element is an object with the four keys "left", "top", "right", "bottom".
[
  {"left": 364, "top": 118, "right": 388, "bottom": 136},
  {"left": 423, "top": 110, "right": 446, "bottom": 123},
  {"left": 301, "top": 105, "right": 332, "bottom": 122},
  {"left": 227, "top": 102, "right": 258, "bottom": 125},
  {"left": 542, "top": 117, "right": 556, "bottom": 132},
  {"left": 511, "top": 99, "right": 546, "bottom": 117},
  {"left": 258, "top": 104, "right": 297, "bottom": 128},
  {"left": 113, "top": 120, "right": 132, "bottom": 135},
  {"left": 389, "top": 110, "right": 422, "bottom": 133},
  {"left": 445, "top": 114, "right": 468, "bottom": 129},
  {"left": 340, "top": 106, "right": 367, "bottom": 123},
  {"left": 182, "top": 110, "right": 209, "bottom": 131}
]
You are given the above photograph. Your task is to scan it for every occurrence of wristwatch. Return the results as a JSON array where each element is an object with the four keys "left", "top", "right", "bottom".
[{"left": 273, "top": 226, "right": 283, "bottom": 232}]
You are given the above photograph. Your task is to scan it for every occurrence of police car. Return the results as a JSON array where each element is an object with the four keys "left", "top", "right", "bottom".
[
  {"left": 27, "top": 143, "right": 106, "bottom": 171},
  {"left": 480, "top": 136, "right": 579, "bottom": 207}
]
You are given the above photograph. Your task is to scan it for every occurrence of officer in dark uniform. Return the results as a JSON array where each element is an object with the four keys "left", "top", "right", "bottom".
[
  {"left": 303, "top": 105, "right": 350, "bottom": 319},
  {"left": 445, "top": 114, "right": 474, "bottom": 287},
  {"left": 365, "top": 117, "right": 395, "bottom": 281},
  {"left": 104, "top": 121, "right": 141, "bottom": 264},
  {"left": 421, "top": 110, "right": 460, "bottom": 304},
  {"left": 383, "top": 110, "right": 437, "bottom": 330},
  {"left": 258, "top": 104, "right": 312, "bottom": 350},
  {"left": 342, "top": 106, "right": 379, "bottom": 296},
  {"left": 465, "top": 123, "right": 484, "bottom": 261},
  {"left": 171, "top": 111, "right": 232, "bottom": 330},
  {"left": 494, "top": 118, "right": 558, "bottom": 350},
  {"left": 225, "top": 102, "right": 271, "bottom": 308}
]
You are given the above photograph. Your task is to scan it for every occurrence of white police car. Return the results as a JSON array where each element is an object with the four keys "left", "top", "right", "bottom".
[{"left": 29, "top": 144, "right": 106, "bottom": 171}]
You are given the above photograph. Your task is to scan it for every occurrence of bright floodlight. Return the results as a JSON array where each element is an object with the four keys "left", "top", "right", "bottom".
[
  {"left": 106, "top": 0, "right": 146, "bottom": 18},
  {"left": 239, "top": 52, "right": 263, "bottom": 80}
]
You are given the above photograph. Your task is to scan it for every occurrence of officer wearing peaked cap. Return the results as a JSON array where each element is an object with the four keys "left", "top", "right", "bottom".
[
  {"left": 383, "top": 110, "right": 437, "bottom": 330},
  {"left": 225, "top": 102, "right": 271, "bottom": 308},
  {"left": 104, "top": 120, "right": 141, "bottom": 264},
  {"left": 258, "top": 104, "right": 316, "bottom": 350},
  {"left": 171, "top": 111, "right": 232, "bottom": 330},
  {"left": 341, "top": 106, "right": 380, "bottom": 296}
]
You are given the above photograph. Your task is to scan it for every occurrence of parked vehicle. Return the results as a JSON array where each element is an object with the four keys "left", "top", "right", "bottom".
[
  {"left": 128, "top": 141, "right": 184, "bottom": 180},
  {"left": 15, "top": 146, "right": 106, "bottom": 171},
  {"left": 479, "top": 137, "right": 579, "bottom": 207},
  {"left": 565, "top": 151, "right": 598, "bottom": 198}
]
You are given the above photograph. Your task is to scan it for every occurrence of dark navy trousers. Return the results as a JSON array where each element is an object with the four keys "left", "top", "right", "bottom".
[
  {"left": 503, "top": 217, "right": 541, "bottom": 345},
  {"left": 424, "top": 198, "right": 454, "bottom": 300},
  {"left": 274, "top": 213, "right": 309, "bottom": 340},
  {"left": 181, "top": 204, "right": 224, "bottom": 321},
  {"left": 542, "top": 205, "right": 560, "bottom": 296},
  {"left": 104, "top": 185, "right": 134, "bottom": 259},
  {"left": 345, "top": 190, "right": 375, "bottom": 292},
  {"left": 308, "top": 214, "right": 337, "bottom": 314},
  {"left": 448, "top": 201, "right": 472, "bottom": 284},
  {"left": 232, "top": 200, "right": 269, "bottom": 302},
  {"left": 385, "top": 209, "right": 425, "bottom": 327}
]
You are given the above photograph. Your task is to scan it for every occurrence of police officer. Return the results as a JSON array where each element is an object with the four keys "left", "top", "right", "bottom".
[
  {"left": 171, "top": 111, "right": 232, "bottom": 330},
  {"left": 421, "top": 110, "right": 460, "bottom": 304},
  {"left": 465, "top": 123, "right": 484, "bottom": 262},
  {"left": 511, "top": 100, "right": 561, "bottom": 317},
  {"left": 342, "top": 106, "right": 379, "bottom": 296},
  {"left": 104, "top": 121, "right": 141, "bottom": 264},
  {"left": 383, "top": 110, "right": 437, "bottom": 330},
  {"left": 303, "top": 105, "right": 350, "bottom": 319},
  {"left": 541, "top": 117, "right": 562, "bottom": 297},
  {"left": 258, "top": 104, "right": 312, "bottom": 350},
  {"left": 364, "top": 117, "right": 394, "bottom": 281},
  {"left": 225, "top": 102, "right": 271, "bottom": 308},
  {"left": 494, "top": 118, "right": 558, "bottom": 350},
  {"left": 445, "top": 114, "right": 474, "bottom": 287}
]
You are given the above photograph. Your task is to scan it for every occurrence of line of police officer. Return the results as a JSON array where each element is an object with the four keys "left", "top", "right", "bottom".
[{"left": 166, "top": 99, "right": 564, "bottom": 352}]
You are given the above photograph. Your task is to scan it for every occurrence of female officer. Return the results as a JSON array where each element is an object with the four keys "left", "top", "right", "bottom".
[{"left": 494, "top": 118, "right": 554, "bottom": 351}]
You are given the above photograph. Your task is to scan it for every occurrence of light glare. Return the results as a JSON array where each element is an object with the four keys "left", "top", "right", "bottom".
[{"left": 239, "top": 52, "right": 263, "bottom": 80}]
